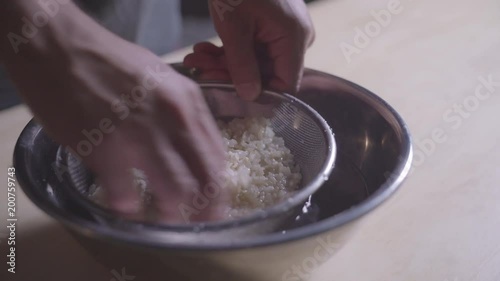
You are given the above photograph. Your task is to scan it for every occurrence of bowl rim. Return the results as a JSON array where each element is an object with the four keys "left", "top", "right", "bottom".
[
  {"left": 54, "top": 84, "right": 337, "bottom": 233},
  {"left": 14, "top": 67, "right": 412, "bottom": 251}
]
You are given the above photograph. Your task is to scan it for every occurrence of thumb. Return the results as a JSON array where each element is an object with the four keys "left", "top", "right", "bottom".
[{"left": 223, "top": 35, "right": 262, "bottom": 101}]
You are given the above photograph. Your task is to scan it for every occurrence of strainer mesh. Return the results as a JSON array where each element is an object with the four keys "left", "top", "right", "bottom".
[{"left": 269, "top": 101, "right": 329, "bottom": 186}]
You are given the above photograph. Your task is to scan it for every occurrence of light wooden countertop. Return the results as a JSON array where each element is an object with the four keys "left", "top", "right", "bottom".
[{"left": 1, "top": 0, "right": 499, "bottom": 280}]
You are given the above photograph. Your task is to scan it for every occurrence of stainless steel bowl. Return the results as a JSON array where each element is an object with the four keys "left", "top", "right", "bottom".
[{"left": 14, "top": 65, "right": 412, "bottom": 281}]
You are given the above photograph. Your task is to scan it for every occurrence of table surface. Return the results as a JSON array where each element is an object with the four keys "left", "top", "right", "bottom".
[{"left": 1, "top": 0, "right": 499, "bottom": 280}]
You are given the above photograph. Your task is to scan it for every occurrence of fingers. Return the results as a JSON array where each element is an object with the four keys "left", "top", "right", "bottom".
[
  {"left": 184, "top": 52, "right": 226, "bottom": 71},
  {"left": 193, "top": 42, "right": 224, "bottom": 56},
  {"left": 187, "top": 27, "right": 309, "bottom": 96},
  {"left": 164, "top": 104, "right": 230, "bottom": 222},
  {"left": 143, "top": 139, "right": 201, "bottom": 223},
  {"left": 87, "top": 138, "right": 142, "bottom": 216},
  {"left": 165, "top": 90, "right": 226, "bottom": 186},
  {"left": 184, "top": 43, "right": 302, "bottom": 94},
  {"left": 219, "top": 28, "right": 262, "bottom": 101},
  {"left": 184, "top": 49, "right": 231, "bottom": 81},
  {"left": 267, "top": 36, "right": 305, "bottom": 95},
  {"left": 95, "top": 171, "right": 140, "bottom": 215},
  {"left": 151, "top": 77, "right": 228, "bottom": 222},
  {"left": 262, "top": 0, "right": 312, "bottom": 94},
  {"left": 184, "top": 42, "right": 226, "bottom": 71},
  {"left": 184, "top": 43, "right": 231, "bottom": 81},
  {"left": 204, "top": 0, "right": 312, "bottom": 96},
  {"left": 288, "top": 0, "right": 316, "bottom": 48}
]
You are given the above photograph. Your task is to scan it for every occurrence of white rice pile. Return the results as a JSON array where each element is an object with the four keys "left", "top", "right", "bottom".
[
  {"left": 219, "top": 117, "right": 302, "bottom": 217},
  {"left": 89, "top": 117, "right": 302, "bottom": 219}
]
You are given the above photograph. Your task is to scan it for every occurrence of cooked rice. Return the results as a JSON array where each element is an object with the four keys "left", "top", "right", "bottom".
[
  {"left": 89, "top": 117, "right": 302, "bottom": 219},
  {"left": 219, "top": 117, "right": 301, "bottom": 217}
]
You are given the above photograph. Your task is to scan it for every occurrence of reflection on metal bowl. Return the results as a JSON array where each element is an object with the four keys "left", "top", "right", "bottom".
[{"left": 14, "top": 65, "right": 412, "bottom": 281}]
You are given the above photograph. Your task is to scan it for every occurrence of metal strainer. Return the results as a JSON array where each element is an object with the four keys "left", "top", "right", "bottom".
[{"left": 56, "top": 83, "right": 336, "bottom": 239}]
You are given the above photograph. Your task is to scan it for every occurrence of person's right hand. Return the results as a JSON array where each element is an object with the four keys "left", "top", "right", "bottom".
[
  {"left": 2, "top": 2, "right": 229, "bottom": 223},
  {"left": 184, "top": 0, "right": 315, "bottom": 100}
]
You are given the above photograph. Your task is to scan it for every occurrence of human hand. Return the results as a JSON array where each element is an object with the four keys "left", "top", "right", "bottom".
[
  {"left": 2, "top": 3, "right": 229, "bottom": 223},
  {"left": 184, "top": 0, "right": 315, "bottom": 100}
]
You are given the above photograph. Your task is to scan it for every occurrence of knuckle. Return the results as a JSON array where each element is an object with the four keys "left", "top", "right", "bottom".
[{"left": 153, "top": 82, "right": 206, "bottom": 129}]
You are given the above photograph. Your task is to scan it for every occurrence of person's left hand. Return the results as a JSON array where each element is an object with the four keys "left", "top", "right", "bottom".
[{"left": 184, "top": 0, "right": 315, "bottom": 100}]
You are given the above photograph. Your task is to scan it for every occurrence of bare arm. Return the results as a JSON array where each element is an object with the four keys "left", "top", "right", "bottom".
[
  {"left": 0, "top": 1, "right": 229, "bottom": 223},
  {"left": 0, "top": 1, "right": 118, "bottom": 140}
]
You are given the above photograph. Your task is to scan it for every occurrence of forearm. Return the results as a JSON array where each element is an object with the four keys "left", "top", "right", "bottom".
[
  {"left": 1, "top": 1, "right": 72, "bottom": 59},
  {"left": 0, "top": 1, "right": 118, "bottom": 137},
  {"left": 0, "top": 0, "right": 118, "bottom": 69}
]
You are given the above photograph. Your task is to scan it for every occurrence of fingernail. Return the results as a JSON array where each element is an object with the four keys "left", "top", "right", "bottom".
[{"left": 236, "top": 82, "right": 261, "bottom": 101}]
